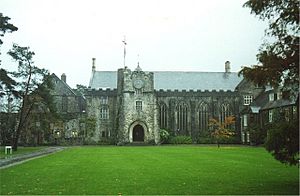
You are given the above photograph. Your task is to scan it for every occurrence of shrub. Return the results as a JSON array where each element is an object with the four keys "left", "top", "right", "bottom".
[
  {"left": 97, "top": 138, "right": 116, "bottom": 145},
  {"left": 169, "top": 136, "right": 192, "bottom": 144},
  {"left": 265, "top": 119, "right": 299, "bottom": 165},
  {"left": 159, "top": 129, "right": 170, "bottom": 144},
  {"left": 147, "top": 139, "right": 156, "bottom": 145},
  {"left": 247, "top": 124, "right": 267, "bottom": 145},
  {"left": 197, "top": 137, "right": 214, "bottom": 144}
]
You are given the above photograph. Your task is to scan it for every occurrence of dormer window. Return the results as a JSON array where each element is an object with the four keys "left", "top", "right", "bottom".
[{"left": 243, "top": 95, "right": 253, "bottom": 105}]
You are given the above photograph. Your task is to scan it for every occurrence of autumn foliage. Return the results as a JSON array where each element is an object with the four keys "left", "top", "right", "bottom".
[{"left": 209, "top": 116, "right": 236, "bottom": 147}]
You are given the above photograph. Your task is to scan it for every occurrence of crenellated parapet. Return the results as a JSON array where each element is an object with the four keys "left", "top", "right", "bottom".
[
  {"left": 85, "top": 88, "right": 117, "bottom": 97},
  {"left": 155, "top": 88, "right": 238, "bottom": 97}
]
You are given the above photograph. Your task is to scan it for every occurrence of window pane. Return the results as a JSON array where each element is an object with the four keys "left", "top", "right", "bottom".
[{"left": 136, "top": 101, "right": 142, "bottom": 111}]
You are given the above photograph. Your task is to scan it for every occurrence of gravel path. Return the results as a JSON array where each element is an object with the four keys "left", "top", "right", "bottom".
[{"left": 0, "top": 147, "right": 65, "bottom": 169}]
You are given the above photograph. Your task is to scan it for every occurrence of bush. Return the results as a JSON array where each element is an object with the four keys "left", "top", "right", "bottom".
[
  {"left": 218, "top": 135, "right": 241, "bottom": 144},
  {"left": 97, "top": 138, "right": 116, "bottom": 145},
  {"left": 197, "top": 137, "right": 214, "bottom": 144},
  {"left": 159, "top": 129, "right": 170, "bottom": 144},
  {"left": 265, "top": 119, "right": 299, "bottom": 165},
  {"left": 147, "top": 139, "right": 156, "bottom": 145},
  {"left": 247, "top": 124, "right": 267, "bottom": 145},
  {"left": 169, "top": 136, "right": 192, "bottom": 144}
]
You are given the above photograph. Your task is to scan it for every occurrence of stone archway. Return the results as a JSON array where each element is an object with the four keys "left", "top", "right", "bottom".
[
  {"left": 133, "top": 124, "right": 144, "bottom": 142},
  {"left": 129, "top": 121, "right": 148, "bottom": 143}
]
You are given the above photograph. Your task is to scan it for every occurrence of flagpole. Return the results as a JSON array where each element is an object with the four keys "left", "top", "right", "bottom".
[{"left": 122, "top": 36, "right": 127, "bottom": 68}]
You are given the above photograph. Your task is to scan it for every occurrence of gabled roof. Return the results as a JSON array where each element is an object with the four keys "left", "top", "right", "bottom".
[
  {"left": 250, "top": 89, "right": 296, "bottom": 111},
  {"left": 51, "top": 73, "right": 77, "bottom": 96},
  {"left": 89, "top": 71, "right": 243, "bottom": 91}
]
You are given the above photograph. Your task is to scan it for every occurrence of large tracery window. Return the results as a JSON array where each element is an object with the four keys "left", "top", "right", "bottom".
[
  {"left": 199, "top": 102, "right": 209, "bottom": 132},
  {"left": 176, "top": 103, "right": 188, "bottom": 134},
  {"left": 220, "top": 103, "right": 231, "bottom": 125},
  {"left": 159, "top": 103, "right": 168, "bottom": 129}
]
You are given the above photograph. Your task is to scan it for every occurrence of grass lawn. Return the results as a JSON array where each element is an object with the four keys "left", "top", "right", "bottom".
[
  {"left": 0, "top": 146, "right": 47, "bottom": 159},
  {"left": 0, "top": 146, "right": 298, "bottom": 195}
]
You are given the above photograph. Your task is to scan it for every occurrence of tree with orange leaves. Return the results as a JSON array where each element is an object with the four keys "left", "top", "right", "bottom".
[{"left": 209, "top": 116, "right": 236, "bottom": 148}]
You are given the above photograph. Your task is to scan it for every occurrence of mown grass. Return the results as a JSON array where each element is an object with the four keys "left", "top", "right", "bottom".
[
  {"left": 0, "top": 146, "right": 47, "bottom": 159},
  {"left": 0, "top": 146, "right": 298, "bottom": 195}
]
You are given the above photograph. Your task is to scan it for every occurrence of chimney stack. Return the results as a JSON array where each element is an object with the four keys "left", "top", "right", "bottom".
[
  {"left": 61, "top": 73, "right": 66, "bottom": 83},
  {"left": 225, "top": 61, "right": 231, "bottom": 73},
  {"left": 92, "top": 58, "right": 96, "bottom": 72}
]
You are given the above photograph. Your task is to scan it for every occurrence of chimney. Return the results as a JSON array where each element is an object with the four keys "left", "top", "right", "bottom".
[
  {"left": 225, "top": 61, "right": 231, "bottom": 73},
  {"left": 61, "top": 73, "right": 66, "bottom": 83},
  {"left": 92, "top": 58, "right": 96, "bottom": 72}
]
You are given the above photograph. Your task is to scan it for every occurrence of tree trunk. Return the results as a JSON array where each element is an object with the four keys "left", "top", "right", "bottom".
[{"left": 12, "top": 66, "right": 33, "bottom": 151}]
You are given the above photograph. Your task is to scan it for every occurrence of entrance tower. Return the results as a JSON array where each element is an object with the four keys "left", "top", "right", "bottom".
[{"left": 116, "top": 65, "right": 159, "bottom": 144}]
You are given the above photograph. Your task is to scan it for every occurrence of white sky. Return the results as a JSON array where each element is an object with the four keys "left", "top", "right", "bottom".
[{"left": 0, "top": 0, "right": 267, "bottom": 88}]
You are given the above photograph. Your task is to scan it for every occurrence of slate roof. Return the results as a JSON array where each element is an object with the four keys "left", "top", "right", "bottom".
[
  {"left": 51, "top": 73, "right": 77, "bottom": 96},
  {"left": 89, "top": 71, "right": 243, "bottom": 91},
  {"left": 89, "top": 71, "right": 117, "bottom": 89},
  {"left": 249, "top": 90, "right": 296, "bottom": 111}
]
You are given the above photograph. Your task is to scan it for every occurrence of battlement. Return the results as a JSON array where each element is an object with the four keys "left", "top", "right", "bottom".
[
  {"left": 154, "top": 88, "right": 237, "bottom": 97},
  {"left": 86, "top": 88, "right": 117, "bottom": 96}
]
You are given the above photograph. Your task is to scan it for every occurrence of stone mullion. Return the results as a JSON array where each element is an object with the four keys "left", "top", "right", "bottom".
[{"left": 190, "top": 101, "right": 196, "bottom": 140}]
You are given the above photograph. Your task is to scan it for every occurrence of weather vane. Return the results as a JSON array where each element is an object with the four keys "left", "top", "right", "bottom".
[{"left": 122, "top": 36, "right": 127, "bottom": 68}]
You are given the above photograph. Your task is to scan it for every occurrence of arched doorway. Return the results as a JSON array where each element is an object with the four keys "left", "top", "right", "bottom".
[{"left": 133, "top": 124, "right": 144, "bottom": 142}]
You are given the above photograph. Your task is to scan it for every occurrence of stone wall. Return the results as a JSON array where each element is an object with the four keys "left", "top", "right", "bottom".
[
  {"left": 116, "top": 68, "right": 159, "bottom": 144},
  {"left": 156, "top": 89, "right": 241, "bottom": 141},
  {"left": 85, "top": 89, "right": 117, "bottom": 142}
]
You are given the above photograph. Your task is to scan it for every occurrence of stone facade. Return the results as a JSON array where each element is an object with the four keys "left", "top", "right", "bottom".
[
  {"left": 49, "top": 73, "right": 86, "bottom": 142},
  {"left": 116, "top": 67, "right": 159, "bottom": 144},
  {"left": 50, "top": 62, "right": 267, "bottom": 145}
]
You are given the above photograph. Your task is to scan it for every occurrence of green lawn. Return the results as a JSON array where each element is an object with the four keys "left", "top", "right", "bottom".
[
  {"left": 0, "top": 146, "right": 47, "bottom": 159},
  {"left": 0, "top": 146, "right": 298, "bottom": 195}
]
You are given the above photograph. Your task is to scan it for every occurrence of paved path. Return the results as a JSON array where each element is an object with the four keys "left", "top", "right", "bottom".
[{"left": 0, "top": 147, "right": 65, "bottom": 169}]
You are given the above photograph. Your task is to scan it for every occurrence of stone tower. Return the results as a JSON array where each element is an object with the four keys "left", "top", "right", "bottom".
[{"left": 116, "top": 65, "right": 159, "bottom": 144}]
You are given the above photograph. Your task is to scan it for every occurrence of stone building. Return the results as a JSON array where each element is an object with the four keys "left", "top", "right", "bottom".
[
  {"left": 85, "top": 60, "right": 245, "bottom": 144},
  {"left": 50, "top": 73, "right": 86, "bottom": 142},
  {"left": 50, "top": 59, "right": 298, "bottom": 145}
]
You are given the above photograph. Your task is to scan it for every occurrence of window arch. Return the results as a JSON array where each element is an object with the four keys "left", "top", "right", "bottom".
[
  {"left": 176, "top": 102, "right": 188, "bottom": 134},
  {"left": 62, "top": 95, "right": 68, "bottom": 112},
  {"left": 100, "top": 107, "right": 109, "bottom": 119},
  {"left": 198, "top": 102, "right": 209, "bottom": 132},
  {"left": 220, "top": 103, "right": 231, "bottom": 124},
  {"left": 159, "top": 103, "right": 168, "bottom": 129}
]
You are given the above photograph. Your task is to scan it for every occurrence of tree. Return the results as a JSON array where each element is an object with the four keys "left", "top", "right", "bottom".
[
  {"left": 239, "top": 0, "right": 299, "bottom": 98},
  {"left": 0, "top": 13, "right": 19, "bottom": 145},
  {"left": 0, "top": 13, "right": 18, "bottom": 97},
  {"left": 0, "top": 13, "right": 18, "bottom": 45},
  {"left": 8, "top": 44, "right": 49, "bottom": 150},
  {"left": 265, "top": 119, "right": 299, "bottom": 165},
  {"left": 240, "top": 0, "right": 299, "bottom": 165},
  {"left": 209, "top": 116, "right": 235, "bottom": 148}
]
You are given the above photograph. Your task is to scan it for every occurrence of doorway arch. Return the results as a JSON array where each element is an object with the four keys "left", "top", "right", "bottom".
[
  {"left": 128, "top": 121, "right": 148, "bottom": 143},
  {"left": 133, "top": 124, "right": 144, "bottom": 142}
]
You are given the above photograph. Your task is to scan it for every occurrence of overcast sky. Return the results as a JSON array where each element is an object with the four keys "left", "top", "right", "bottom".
[{"left": 1, "top": 0, "right": 267, "bottom": 88}]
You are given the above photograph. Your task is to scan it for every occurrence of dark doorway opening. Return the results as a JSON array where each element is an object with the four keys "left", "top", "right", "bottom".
[{"left": 133, "top": 124, "right": 144, "bottom": 142}]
